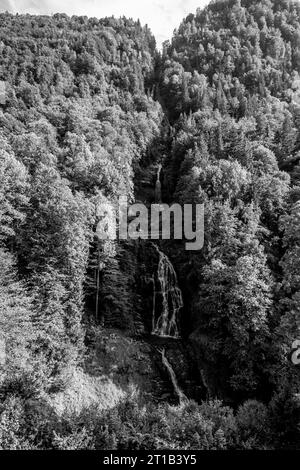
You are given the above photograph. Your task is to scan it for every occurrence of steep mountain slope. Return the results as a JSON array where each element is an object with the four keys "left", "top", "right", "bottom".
[
  {"left": 158, "top": 0, "right": 300, "bottom": 421},
  {"left": 0, "top": 12, "right": 162, "bottom": 386},
  {"left": 0, "top": 1, "right": 299, "bottom": 450}
]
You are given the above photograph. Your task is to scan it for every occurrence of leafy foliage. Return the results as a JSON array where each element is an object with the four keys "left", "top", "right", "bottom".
[{"left": 0, "top": 0, "right": 300, "bottom": 450}]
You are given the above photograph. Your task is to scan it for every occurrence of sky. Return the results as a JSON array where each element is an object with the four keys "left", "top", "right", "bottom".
[{"left": 0, "top": 0, "right": 208, "bottom": 47}]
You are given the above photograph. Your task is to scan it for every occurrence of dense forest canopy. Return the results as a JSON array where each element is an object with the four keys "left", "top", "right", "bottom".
[
  {"left": 158, "top": 0, "right": 300, "bottom": 430},
  {"left": 0, "top": 0, "right": 299, "bottom": 450}
]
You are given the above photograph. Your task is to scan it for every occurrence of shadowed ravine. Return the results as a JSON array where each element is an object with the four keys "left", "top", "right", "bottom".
[{"left": 136, "top": 163, "right": 194, "bottom": 400}]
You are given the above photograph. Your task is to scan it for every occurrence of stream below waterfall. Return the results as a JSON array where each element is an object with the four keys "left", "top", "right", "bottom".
[{"left": 161, "top": 348, "right": 187, "bottom": 404}]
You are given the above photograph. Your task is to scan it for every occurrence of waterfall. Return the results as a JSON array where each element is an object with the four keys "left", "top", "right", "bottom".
[
  {"left": 161, "top": 348, "right": 187, "bottom": 404},
  {"left": 151, "top": 243, "right": 183, "bottom": 338},
  {"left": 154, "top": 164, "right": 162, "bottom": 202}
]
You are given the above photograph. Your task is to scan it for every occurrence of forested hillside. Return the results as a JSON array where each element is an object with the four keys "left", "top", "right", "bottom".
[
  {"left": 0, "top": 0, "right": 299, "bottom": 450},
  {"left": 159, "top": 0, "right": 300, "bottom": 408}
]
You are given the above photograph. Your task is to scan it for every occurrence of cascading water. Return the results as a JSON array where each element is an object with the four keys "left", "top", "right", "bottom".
[
  {"left": 161, "top": 348, "right": 187, "bottom": 404},
  {"left": 151, "top": 243, "right": 183, "bottom": 338},
  {"left": 154, "top": 164, "right": 162, "bottom": 203},
  {"left": 147, "top": 164, "right": 184, "bottom": 338}
]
